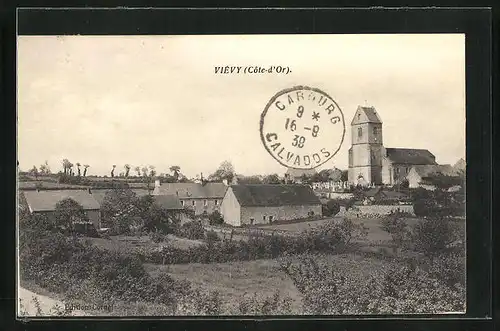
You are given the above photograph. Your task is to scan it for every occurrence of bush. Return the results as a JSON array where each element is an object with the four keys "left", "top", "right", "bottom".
[
  {"left": 380, "top": 212, "right": 410, "bottom": 251},
  {"left": 205, "top": 230, "right": 221, "bottom": 243},
  {"left": 410, "top": 217, "right": 456, "bottom": 258},
  {"left": 149, "top": 230, "right": 166, "bottom": 243},
  {"left": 280, "top": 254, "right": 465, "bottom": 314},
  {"left": 208, "top": 211, "right": 224, "bottom": 225},
  {"left": 176, "top": 221, "right": 205, "bottom": 240},
  {"left": 322, "top": 199, "right": 341, "bottom": 217}
]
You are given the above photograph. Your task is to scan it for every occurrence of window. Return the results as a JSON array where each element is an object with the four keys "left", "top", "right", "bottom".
[
  {"left": 358, "top": 113, "right": 361, "bottom": 120},
  {"left": 263, "top": 215, "right": 266, "bottom": 221},
  {"left": 204, "top": 200, "right": 208, "bottom": 207},
  {"left": 268, "top": 216, "right": 273, "bottom": 223},
  {"left": 192, "top": 200, "right": 196, "bottom": 206},
  {"left": 215, "top": 200, "right": 219, "bottom": 206},
  {"left": 358, "top": 127, "right": 363, "bottom": 138},
  {"left": 250, "top": 218, "right": 254, "bottom": 225},
  {"left": 373, "top": 127, "right": 378, "bottom": 135},
  {"left": 181, "top": 200, "right": 185, "bottom": 207}
]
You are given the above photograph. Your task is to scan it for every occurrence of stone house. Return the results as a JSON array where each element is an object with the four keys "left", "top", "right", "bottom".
[
  {"left": 220, "top": 184, "right": 322, "bottom": 227},
  {"left": 22, "top": 189, "right": 101, "bottom": 229},
  {"left": 152, "top": 180, "right": 227, "bottom": 216},
  {"left": 406, "top": 164, "right": 459, "bottom": 190}
]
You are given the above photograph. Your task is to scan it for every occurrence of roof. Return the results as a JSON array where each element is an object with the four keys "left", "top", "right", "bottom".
[
  {"left": 152, "top": 195, "right": 184, "bottom": 210},
  {"left": 351, "top": 106, "right": 382, "bottom": 125},
  {"left": 229, "top": 184, "right": 321, "bottom": 207},
  {"left": 23, "top": 190, "right": 100, "bottom": 212},
  {"left": 385, "top": 148, "right": 437, "bottom": 165},
  {"left": 285, "top": 168, "right": 317, "bottom": 178},
  {"left": 153, "top": 182, "right": 227, "bottom": 199},
  {"left": 89, "top": 188, "right": 151, "bottom": 205},
  {"left": 411, "top": 164, "right": 457, "bottom": 178}
]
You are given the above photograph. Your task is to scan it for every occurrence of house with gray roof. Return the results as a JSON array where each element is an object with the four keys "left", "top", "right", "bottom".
[
  {"left": 220, "top": 184, "right": 322, "bottom": 226},
  {"left": 23, "top": 190, "right": 102, "bottom": 229},
  {"left": 152, "top": 180, "right": 228, "bottom": 216}
]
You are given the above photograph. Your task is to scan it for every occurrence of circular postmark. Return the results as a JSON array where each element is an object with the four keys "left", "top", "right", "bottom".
[{"left": 260, "top": 86, "right": 345, "bottom": 170}]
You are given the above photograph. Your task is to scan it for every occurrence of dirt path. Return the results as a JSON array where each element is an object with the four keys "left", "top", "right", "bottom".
[{"left": 18, "top": 287, "right": 87, "bottom": 317}]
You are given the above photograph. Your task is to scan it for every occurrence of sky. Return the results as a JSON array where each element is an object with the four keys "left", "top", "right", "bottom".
[{"left": 17, "top": 34, "right": 465, "bottom": 178}]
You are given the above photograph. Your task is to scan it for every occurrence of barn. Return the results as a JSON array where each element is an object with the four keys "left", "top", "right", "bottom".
[
  {"left": 23, "top": 190, "right": 101, "bottom": 229},
  {"left": 220, "top": 184, "right": 322, "bottom": 227}
]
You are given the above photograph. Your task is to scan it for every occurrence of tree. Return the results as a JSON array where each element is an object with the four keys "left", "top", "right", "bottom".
[
  {"left": 208, "top": 210, "right": 224, "bottom": 225},
  {"left": 101, "top": 188, "right": 140, "bottom": 234},
  {"left": 54, "top": 198, "right": 88, "bottom": 234},
  {"left": 340, "top": 170, "right": 349, "bottom": 182},
  {"left": 149, "top": 165, "right": 156, "bottom": 178},
  {"left": 169, "top": 166, "right": 181, "bottom": 182},
  {"left": 411, "top": 217, "right": 456, "bottom": 260},
  {"left": 76, "top": 163, "right": 81, "bottom": 177},
  {"left": 141, "top": 166, "right": 149, "bottom": 178},
  {"left": 135, "top": 166, "right": 141, "bottom": 176},
  {"left": 39, "top": 161, "right": 51, "bottom": 175},
  {"left": 62, "top": 159, "right": 71, "bottom": 175},
  {"left": 263, "top": 174, "right": 281, "bottom": 184},
  {"left": 238, "top": 175, "right": 262, "bottom": 184},
  {"left": 208, "top": 160, "right": 235, "bottom": 183},
  {"left": 68, "top": 162, "right": 74, "bottom": 176},
  {"left": 111, "top": 165, "right": 116, "bottom": 178},
  {"left": 83, "top": 164, "right": 90, "bottom": 177},
  {"left": 29, "top": 166, "right": 39, "bottom": 181},
  {"left": 124, "top": 164, "right": 131, "bottom": 177}
]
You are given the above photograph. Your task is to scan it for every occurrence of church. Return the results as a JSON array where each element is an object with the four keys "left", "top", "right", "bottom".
[{"left": 348, "top": 105, "right": 441, "bottom": 186}]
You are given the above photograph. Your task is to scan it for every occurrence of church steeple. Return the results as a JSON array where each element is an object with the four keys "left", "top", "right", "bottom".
[{"left": 348, "top": 105, "right": 384, "bottom": 186}]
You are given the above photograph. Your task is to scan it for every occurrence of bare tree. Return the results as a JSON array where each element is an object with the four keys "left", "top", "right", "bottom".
[
  {"left": 124, "top": 164, "right": 131, "bottom": 177},
  {"left": 111, "top": 165, "right": 116, "bottom": 178},
  {"left": 141, "top": 166, "right": 149, "bottom": 178},
  {"left": 83, "top": 164, "right": 90, "bottom": 177},
  {"left": 76, "top": 162, "right": 81, "bottom": 177},
  {"left": 68, "top": 162, "right": 74, "bottom": 176},
  {"left": 62, "top": 159, "right": 71, "bottom": 175}
]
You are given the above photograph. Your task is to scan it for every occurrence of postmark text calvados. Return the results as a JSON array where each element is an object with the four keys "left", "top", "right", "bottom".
[{"left": 260, "top": 86, "right": 345, "bottom": 170}]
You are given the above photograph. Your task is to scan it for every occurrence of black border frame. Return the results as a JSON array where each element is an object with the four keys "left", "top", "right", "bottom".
[{"left": 1, "top": 6, "right": 494, "bottom": 331}]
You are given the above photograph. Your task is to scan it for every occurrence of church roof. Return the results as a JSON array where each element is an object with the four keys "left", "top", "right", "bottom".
[
  {"left": 351, "top": 106, "right": 382, "bottom": 125},
  {"left": 386, "top": 148, "right": 437, "bottom": 165}
]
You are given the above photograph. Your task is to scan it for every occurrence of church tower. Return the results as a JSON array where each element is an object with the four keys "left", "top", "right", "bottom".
[{"left": 348, "top": 106, "right": 384, "bottom": 186}]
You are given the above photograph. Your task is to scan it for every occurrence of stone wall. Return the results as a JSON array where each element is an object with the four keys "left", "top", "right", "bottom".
[
  {"left": 345, "top": 204, "right": 414, "bottom": 218},
  {"left": 240, "top": 205, "right": 323, "bottom": 226}
]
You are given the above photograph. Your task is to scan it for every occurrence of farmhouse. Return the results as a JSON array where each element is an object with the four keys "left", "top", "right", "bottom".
[
  {"left": 23, "top": 190, "right": 101, "bottom": 229},
  {"left": 152, "top": 180, "right": 227, "bottom": 216},
  {"left": 348, "top": 105, "right": 454, "bottom": 186},
  {"left": 152, "top": 195, "right": 192, "bottom": 224},
  {"left": 220, "top": 184, "right": 322, "bottom": 227},
  {"left": 406, "top": 164, "right": 459, "bottom": 190}
]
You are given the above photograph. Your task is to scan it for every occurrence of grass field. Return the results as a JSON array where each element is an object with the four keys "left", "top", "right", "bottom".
[
  {"left": 144, "top": 252, "right": 399, "bottom": 314},
  {"left": 87, "top": 234, "right": 204, "bottom": 253}
]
